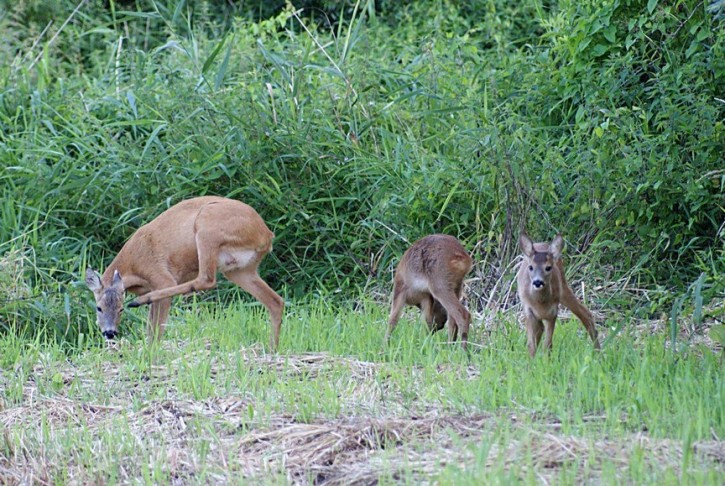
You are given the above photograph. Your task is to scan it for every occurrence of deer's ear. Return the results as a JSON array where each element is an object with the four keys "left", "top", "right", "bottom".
[
  {"left": 85, "top": 268, "right": 103, "bottom": 292},
  {"left": 550, "top": 234, "right": 564, "bottom": 260},
  {"left": 520, "top": 233, "right": 534, "bottom": 257},
  {"left": 111, "top": 270, "right": 125, "bottom": 293}
]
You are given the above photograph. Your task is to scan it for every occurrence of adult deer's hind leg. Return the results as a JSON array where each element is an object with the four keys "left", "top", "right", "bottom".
[{"left": 224, "top": 268, "right": 284, "bottom": 351}]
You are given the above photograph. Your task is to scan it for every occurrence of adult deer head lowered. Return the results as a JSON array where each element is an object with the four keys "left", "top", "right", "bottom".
[{"left": 86, "top": 196, "right": 284, "bottom": 350}]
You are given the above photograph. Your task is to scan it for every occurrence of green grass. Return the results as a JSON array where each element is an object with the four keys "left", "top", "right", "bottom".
[{"left": 1, "top": 300, "right": 722, "bottom": 484}]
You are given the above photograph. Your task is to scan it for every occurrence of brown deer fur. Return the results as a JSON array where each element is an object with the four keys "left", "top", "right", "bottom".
[
  {"left": 85, "top": 196, "right": 284, "bottom": 349},
  {"left": 516, "top": 233, "right": 600, "bottom": 357},
  {"left": 387, "top": 234, "right": 473, "bottom": 350}
]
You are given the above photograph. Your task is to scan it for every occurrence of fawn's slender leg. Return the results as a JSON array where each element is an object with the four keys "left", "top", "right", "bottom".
[{"left": 525, "top": 310, "right": 544, "bottom": 357}]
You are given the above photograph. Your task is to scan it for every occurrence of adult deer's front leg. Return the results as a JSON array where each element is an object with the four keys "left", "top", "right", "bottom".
[
  {"left": 130, "top": 238, "right": 220, "bottom": 306},
  {"left": 129, "top": 273, "right": 176, "bottom": 341},
  {"left": 148, "top": 298, "right": 172, "bottom": 341}
]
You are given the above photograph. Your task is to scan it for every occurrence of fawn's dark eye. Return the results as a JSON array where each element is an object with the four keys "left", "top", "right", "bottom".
[
  {"left": 118, "top": 308, "right": 123, "bottom": 315},
  {"left": 96, "top": 306, "right": 102, "bottom": 312},
  {"left": 545, "top": 266, "right": 552, "bottom": 272},
  {"left": 528, "top": 266, "right": 533, "bottom": 271}
]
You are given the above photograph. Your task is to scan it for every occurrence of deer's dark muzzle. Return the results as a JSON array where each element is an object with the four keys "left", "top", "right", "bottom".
[
  {"left": 102, "top": 330, "right": 117, "bottom": 340},
  {"left": 532, "top": 279, "right": 544, "bottom": 289}
]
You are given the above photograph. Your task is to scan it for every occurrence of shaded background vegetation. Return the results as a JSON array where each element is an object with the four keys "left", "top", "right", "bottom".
[{"left": 0, "top": 0, "right": 723, "bottom": 343}]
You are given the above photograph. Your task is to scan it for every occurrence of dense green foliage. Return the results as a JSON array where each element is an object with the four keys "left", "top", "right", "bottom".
[{"left": 0, "top": 0, "right": 723, "bottom": 341}]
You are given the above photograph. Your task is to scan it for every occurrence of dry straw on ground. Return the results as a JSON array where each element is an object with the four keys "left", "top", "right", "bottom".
[{"left": 1, "top": 349, "right": 723, "bottom": 484}]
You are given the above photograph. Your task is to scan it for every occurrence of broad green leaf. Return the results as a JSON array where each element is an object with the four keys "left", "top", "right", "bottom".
[{"left": 591, "top": 44, "right": 609, "bottom": 57}]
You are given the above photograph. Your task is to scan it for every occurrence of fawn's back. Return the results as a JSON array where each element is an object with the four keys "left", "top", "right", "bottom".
[{"left": 388, "top": 234, "right": 473, "bottom": 349}]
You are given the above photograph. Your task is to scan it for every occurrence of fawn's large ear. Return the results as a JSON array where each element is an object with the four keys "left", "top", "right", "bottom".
[
  {"left": 85, "top": 268, "right": 103, "bottom": 293},
  {"left": 519, "top": 233, "right": 534, "bottom": 257},
  {"left": 550, "top": 234, "right": 564, "bottom": 260},
  {"left": 110, "top": 270, "right": 125, "bottom": 293}
]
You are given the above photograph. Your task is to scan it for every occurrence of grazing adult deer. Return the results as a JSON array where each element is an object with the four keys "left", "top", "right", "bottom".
[
  {"left": 386, "top": 234, "right": 473, "bottom": 350},
  {"left": 85, "top": 196, "right": 284, "bottom": 349},
  {"left": 517, "top": 233, "right": 600, "bottom": 357}
]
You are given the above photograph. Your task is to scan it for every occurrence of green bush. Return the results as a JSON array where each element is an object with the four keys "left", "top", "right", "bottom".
[{"left": 0, "top": 0, "right": 722, "bottom": 341}]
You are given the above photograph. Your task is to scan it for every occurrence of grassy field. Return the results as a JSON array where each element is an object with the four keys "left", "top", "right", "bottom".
[{"left": 1, "top": 298, "right": 723, "bottom": 484}]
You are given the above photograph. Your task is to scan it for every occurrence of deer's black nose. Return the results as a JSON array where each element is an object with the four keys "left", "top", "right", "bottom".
[
  {"left": 103, "top": 330, "right": 117, "bottom": 340},
  {"left": 533, "top": 279, "right": 544, "bottom": 289}
]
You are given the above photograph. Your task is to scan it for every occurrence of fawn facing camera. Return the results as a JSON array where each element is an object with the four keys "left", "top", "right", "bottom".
[{"left": 516, "top": 233, "right": 600, "bottom": 357}]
